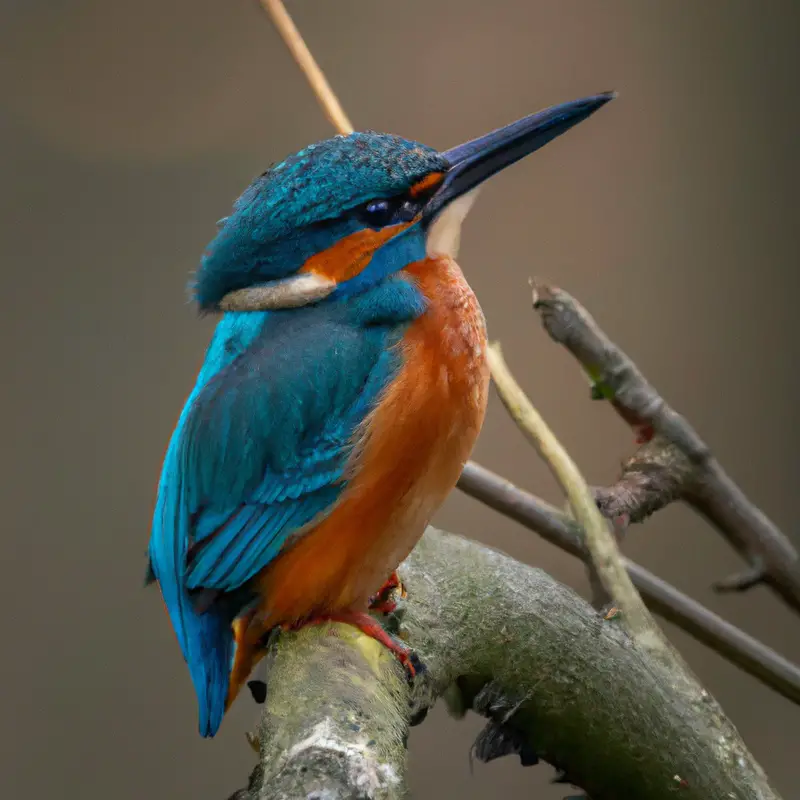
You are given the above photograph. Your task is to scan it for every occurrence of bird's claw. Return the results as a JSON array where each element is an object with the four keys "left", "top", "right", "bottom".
[
  {"left": 402, "top": 648, "right": 426, "bottom": 683},
  {"left": 368, "top": 571, "right": 406, "bottom": 615}
]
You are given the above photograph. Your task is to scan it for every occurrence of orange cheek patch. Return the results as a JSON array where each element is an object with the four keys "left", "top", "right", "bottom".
[
  {"left": 409, "top": 172, "right": 445, "bottom": 199},
  {"left": 300, "top": 223, "right": 413, "bottom": 284}
]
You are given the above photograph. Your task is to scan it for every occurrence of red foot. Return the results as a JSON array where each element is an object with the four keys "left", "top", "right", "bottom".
[
  {"left": 368, "top": 597, "right": 398, "bottom": 614},
  {"left": 368, "top": 571, "right": 404, "bottom": 614},
  {"left": 301, "top": 610, "right": 423, "bottom": 680}
]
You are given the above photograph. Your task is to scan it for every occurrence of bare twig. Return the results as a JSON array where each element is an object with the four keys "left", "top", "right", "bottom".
[
  {"left": 260, "top": 0, "right": 354, "bottom": 135},
  {"left": 532, "top": 283, "right": 800, "bottom": 613},
  {"left": 487, "top": 342, "right": 661, "bottom": 646},
  {"left": 457, "top": 460, "right": 800, "bottom": 707}
]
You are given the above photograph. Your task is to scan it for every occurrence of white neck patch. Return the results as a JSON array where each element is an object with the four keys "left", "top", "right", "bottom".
[{"left": 425, "top": 189, "right": 480, "bottom": 260}]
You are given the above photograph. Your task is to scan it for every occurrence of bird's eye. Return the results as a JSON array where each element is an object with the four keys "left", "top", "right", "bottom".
[
  {"left": 358, "top": 199, "right": 397, "bottom": 229},
  {"left": 357, "top": 194, "right": 425, "bottom": 230}
]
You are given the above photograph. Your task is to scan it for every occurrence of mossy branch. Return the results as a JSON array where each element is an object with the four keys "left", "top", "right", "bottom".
[
  {"left": 230, "top": 528, "right": 781, "bottom": 800},
  {"left": 242, "top": 623, "right": 408, "bottom": 799}
]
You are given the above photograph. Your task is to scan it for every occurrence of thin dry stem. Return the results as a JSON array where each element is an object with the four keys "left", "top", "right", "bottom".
[
  {"left": 260, "top": 0, "right": 354, "bottom": 135},
  {"left": 486, "top": 342, "right": 656, "bottom": 643}
]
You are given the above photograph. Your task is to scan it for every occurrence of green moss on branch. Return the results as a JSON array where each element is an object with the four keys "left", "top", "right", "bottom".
[{"left": 234, "top": 528, "right": 780, "bottom": 800}]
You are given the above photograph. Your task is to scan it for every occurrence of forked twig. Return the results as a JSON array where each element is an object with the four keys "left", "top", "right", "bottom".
[{"left": 532, "top": 282, "right": 800, "bottom": 614}]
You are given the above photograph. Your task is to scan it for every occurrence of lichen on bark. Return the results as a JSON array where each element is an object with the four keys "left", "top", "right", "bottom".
[{"left": 232, "top": 528, "right": 780, "bottom": 800}]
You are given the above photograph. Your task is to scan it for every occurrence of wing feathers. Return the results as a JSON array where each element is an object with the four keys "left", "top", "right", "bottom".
[{"left": 148, "top": 279, "right": 426, "bottom": 736}]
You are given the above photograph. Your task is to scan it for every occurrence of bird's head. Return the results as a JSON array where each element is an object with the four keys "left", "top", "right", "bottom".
[{"left": 195, "top": 92, "right": 615, "bottom": 312}]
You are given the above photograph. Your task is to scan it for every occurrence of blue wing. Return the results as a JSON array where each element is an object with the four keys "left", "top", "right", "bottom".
[
  {"left": 147, "top": 278, "right": 425, "bottom": 736},
  {"left": 181, "top": 315, "right": 398, "bottom": 592}
]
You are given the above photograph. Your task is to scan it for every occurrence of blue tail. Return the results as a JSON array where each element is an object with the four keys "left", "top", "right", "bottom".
[{"left": 148, "top": 430, "right": 234, "bottom": 738}]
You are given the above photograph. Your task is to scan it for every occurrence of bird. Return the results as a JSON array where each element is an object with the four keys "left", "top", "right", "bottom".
[{"left": 146, "top": 92, "right": 614, "bottom": 737}]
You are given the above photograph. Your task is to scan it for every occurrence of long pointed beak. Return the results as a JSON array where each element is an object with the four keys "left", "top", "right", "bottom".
[{"left": 423, "top": 92, "right": 616, "bottom": 222}]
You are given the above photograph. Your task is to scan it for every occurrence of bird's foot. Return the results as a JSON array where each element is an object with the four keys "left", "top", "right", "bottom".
[
  {"left": 300, "top": 610, "right": 425, "bottom": 682},
  {"left": 368, "top": 571, "right": 406, "bottom": 614}
]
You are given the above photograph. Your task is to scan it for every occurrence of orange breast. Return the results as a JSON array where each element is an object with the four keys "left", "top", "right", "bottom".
[{"left": 254, "top": 255, "right": 489, "bottom": 626}]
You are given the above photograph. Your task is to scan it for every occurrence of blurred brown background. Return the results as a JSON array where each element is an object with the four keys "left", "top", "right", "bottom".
[{"left": 2, "top": 1, "right": 799, "bottom": 797}]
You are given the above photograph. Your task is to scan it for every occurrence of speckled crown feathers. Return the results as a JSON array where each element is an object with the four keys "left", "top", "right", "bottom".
[{"left": 194, "top": 132, "right": 447, "bottom": 308}]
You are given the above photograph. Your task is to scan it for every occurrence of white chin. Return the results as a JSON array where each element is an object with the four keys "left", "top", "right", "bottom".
[{"left": 425, "top": 189, "right": 480, "bottom": 260}]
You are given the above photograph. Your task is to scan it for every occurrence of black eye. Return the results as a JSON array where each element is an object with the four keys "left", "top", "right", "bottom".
[
  {"left": 357, "top": 195, "right": 423, "bottom": 229},
  {"left": 364, "top": 199, "right": 393, "bottom": 225}
]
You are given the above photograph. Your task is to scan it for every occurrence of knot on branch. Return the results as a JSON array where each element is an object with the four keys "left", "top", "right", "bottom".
[{"left": 592, "top": 436, "right": 695, "bottom": 524}]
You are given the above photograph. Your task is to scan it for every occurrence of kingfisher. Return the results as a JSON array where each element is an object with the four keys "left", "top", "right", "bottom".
[{"left": 146, "top": 92, "right": 614, "bottom": 737}]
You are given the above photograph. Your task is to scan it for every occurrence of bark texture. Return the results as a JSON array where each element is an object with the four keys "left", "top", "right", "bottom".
[{"left": 233, "top": 528, "right": 780, "bottom": 800}]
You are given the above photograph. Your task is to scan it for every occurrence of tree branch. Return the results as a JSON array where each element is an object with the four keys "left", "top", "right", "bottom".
[
  {"left": 486, "top": 342, "right": 779, "bottom": 796},
  {"left": 232, "top": 528, "right": 782, "bottom": 800},
  {"left": 531, "top": 283, "right": 800, "bottom": 612},
  {"left": 456, "top": 460, "right": 800, "bottom": 707},
  {"left": 591, "top": 434, "right": 693, "bottom": 523},
  {"left": 243, "top": 623, "right": 408, "bottom": 799}
]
